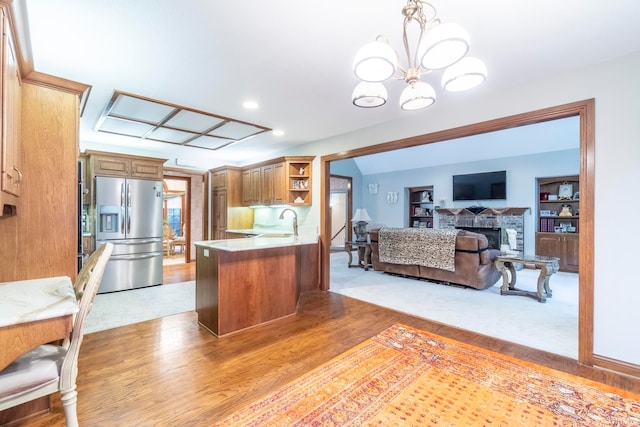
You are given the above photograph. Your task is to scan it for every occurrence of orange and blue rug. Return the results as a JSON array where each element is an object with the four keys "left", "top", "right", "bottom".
[{"left": 214, "top": 324, "right": 640, "bottom": 425}]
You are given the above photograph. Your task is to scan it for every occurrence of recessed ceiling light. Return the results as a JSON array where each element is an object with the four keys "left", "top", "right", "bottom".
[
  {"left": 272, "top": 129, "right": 284, "bottom": 136},
  {"left": 243, "top": 100, "right": 259, "bottom": 109}
]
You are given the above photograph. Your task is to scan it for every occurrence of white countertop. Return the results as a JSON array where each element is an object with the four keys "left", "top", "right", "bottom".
[
  {"left": 225, "top": 228, "right": 294, "bottom": 237},
  {"left": 195, "top": 234, "right": 318, "bottom": 252},
  {"left": 0, "top": 276, "right": 79, "bottom": 328}
]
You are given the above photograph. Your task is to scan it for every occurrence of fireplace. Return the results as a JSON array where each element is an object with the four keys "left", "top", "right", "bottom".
[{"left": 456, "top": 227, "right": 501, "bottom": 250}]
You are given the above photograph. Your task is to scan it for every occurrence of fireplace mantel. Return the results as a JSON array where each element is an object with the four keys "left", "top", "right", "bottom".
[{"left": 435, "top": 207, "right": 530, "bottom": 216}]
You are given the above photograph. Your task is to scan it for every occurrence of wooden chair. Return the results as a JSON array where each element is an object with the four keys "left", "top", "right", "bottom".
[
  {"left": 163, "top": 222, "right": 175, "bottom": 256},
  {"left": 172, "top": 222, "right": 186, "bottom": 254},
  {"left": 0, "top": 243, "right": 114, "bottom": 427}
]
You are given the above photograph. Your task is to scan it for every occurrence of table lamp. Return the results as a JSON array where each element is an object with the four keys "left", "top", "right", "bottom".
[{"left": 352, "top": 208, "right": 372, "bottom": 242}]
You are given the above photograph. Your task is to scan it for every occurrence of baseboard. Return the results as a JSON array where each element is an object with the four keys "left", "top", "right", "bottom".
[{"left": 593, "top": 354, "right": 640, "bottom": 379}]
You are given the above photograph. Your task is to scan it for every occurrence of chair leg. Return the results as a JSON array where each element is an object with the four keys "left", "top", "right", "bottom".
[{"left": 60, "top": 386, "right": 79, "bottom": 427}]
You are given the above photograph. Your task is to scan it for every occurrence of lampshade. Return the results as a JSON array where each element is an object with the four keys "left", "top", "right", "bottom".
[
  {"left": 352, "top": 208, "right": 372, "bottom": 222},
  {"left": 352, "top": 37, "right": 397, "bottom": 82},
  {"left": 418, "top": 22, "right": 470, "bottom": 71},
  {"left": 352, "top": 82, "right": 388, "bottom": 107},
  {"left": 399, "top": 81, "right": 436, "bottom": 111},
  {"left": 442, "top": 57, "right": 487, "bottom": 92}
]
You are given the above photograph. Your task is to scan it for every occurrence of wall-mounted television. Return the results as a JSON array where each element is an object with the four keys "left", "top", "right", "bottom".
[{"left": 452, "top": 170, "right": 507, "bottom": 201}]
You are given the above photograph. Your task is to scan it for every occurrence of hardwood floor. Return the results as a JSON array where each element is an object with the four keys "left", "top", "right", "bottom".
[
  {"left": 9, "top": 289, "right": 640, "bottom": 426},
  {"left": 162, "top": 260, "right": 195, "bottom": 283}
]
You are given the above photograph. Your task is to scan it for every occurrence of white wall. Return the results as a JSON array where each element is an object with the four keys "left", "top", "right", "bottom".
[{"left": 284, "top": 52, "right": 640, "bottom": 365}]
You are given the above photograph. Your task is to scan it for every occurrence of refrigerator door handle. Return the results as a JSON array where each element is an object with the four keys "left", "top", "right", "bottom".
[
  {"left": 109, "top": 253, "right": 162, "bottom": 261},
  {"left": 120, "top": 182, "right": 126, "bottom": 235},
  {"left": 103, "top": 238, "right": 162, "bottom": 246},
  {"left": 127, "top": 182, "right": 132, "bottom": 234}
]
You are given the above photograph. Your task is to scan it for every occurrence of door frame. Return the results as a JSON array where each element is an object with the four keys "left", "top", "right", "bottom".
[
  {"left": 162, "top": 175, "right": 192, "bottom": 263},
  {"left": 329, "top": 174, "right": 353, "bottom": 250},
  {"left": 319, "top": 99, "right": 595, "bottom": 367}
]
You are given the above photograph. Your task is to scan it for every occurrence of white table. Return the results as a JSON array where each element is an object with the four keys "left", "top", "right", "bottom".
[{"left": 0, "top": 276, "right": 78, "bottom": 371}]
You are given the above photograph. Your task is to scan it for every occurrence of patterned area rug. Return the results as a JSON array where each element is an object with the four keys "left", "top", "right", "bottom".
[{"left": 213, "top": 324, "right": 640, "bottom": 426}]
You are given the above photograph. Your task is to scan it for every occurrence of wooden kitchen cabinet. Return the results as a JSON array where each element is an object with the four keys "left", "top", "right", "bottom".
[
  {"left": 261, "top": 164, "right": 274, "bottom": 204},
  {"left": 272, "top": 161, "right": 286, "bottom": 204},
  {"left": 241, "top": 167, "right": 261, "bottom": 205},
  {"left": 210, "top": 166, "right": 251, "bottom": 239},
  {"left": 88, "top": 151, "right": 165, "bottom": 180},
  {"left": 241, "top": 156, "right": 314, "bottom": 206},
  {"left": 0, "top": 7, "right": 21, "bottom": 216},
  {"left": 212, "top": 190, "right": 228, "bottom": 239},
  {"left": 211, "top": 168, "right": 228, "bottom": 190},
  {"left": 535, "top": 232, "right": 579, "bottom": 273}
]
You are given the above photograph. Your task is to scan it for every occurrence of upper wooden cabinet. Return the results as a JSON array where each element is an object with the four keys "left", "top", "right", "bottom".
[
  {"left": 86, "top": 151, "right": 166, "bottom": 180},
  {"left": 241, "top": 156, "right": 314, "bottom": 206},
  {"left": 0, "top": 8, "right": 22, "bottom": 216},
  {"left": 210, "top": 166, "right": 241, "bottom": 204},
  {"left": 210, "top": 166, "right": 249, "bottom": 239},
  {"left": 272, "top": 162, "right": 286, "bottom": 204}
]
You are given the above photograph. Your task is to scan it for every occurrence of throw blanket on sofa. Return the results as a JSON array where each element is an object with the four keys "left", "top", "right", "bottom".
[{"left": 378, "top": 227, "right": 459, "bottom": 272}]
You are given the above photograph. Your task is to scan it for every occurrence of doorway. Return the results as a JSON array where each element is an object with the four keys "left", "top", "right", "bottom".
[
  {"left": 320, "top": 99, "right": 595, "bottom": 365},
  {"left": 162, "top": 176, "right": 190, "bottom": 265},
  {"left": 330, "top": 175, "right": 352, "bottom": 250}
]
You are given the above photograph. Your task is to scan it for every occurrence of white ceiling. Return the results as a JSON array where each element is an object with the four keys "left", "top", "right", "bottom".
[
  {"left": 352, "top": 116, "right": 580, "bottom": 175},
  {"left": 24, "top": 0, "right": 640, "bottom": 171}
]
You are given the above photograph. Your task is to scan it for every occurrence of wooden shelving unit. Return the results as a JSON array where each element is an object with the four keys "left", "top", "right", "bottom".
[
  {"left": 408, "top": 186, "right": 434, "bottom": 228},
  {"left": 535, "top": 175, "right": 579, "bottom": 272}
]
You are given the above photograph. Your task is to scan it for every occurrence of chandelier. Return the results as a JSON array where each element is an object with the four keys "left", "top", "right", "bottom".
[{"left": 351, "top": 0, "right": 487, "bottom": 111}]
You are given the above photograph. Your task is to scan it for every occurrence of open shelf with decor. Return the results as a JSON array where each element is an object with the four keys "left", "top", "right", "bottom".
[
  {"left": 408, "top": 186, "right": 434, "bottom": 228},
  {"left": 287, "top": 159, "right": 312, "bottom": 205},
  {"left": 535, "top": 175, "right": 579, "bottom": 272}
]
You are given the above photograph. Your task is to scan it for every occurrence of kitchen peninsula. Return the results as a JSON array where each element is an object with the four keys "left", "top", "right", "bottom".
[{"left": 195, "top": 235, "right": 319, "bottom": 336}]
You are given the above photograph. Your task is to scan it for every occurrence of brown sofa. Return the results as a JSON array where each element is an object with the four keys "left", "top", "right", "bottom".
[{"left": 369, "top": 228, "right": 502, "bottom": 290}]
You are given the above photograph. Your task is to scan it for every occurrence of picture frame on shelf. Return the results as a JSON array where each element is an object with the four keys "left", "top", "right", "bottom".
[
  {"left": 412, "top": 220, "right": 419, "bottom": 227},
  {"left": 559, "top": 182, "right": 573, "bottom": 200}
]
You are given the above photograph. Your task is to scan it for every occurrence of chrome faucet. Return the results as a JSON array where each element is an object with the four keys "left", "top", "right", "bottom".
[{"left": 279, "top": 208, "right": 298, "bottom": 237}]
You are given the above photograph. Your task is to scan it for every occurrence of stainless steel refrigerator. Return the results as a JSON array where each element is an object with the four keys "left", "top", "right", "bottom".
[{"left": 95, "top": 176, "right": 164, "bottom": 293}]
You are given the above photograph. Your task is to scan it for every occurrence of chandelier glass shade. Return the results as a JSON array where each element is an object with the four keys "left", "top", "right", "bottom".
[
  {"left": 441, "top": 56, "right": 487, "bottom": 92},
  {"left": 399, "top": 81, "right": 436, "bottom": 111},
  {"left": 352, "top": 82, "right": 388, "bottom": 107},
  {"left": 351, "top": 1, "right": 486, "bottom": 111},
  {"left": 353, "top": 37, "right": 397, "bottom": 82},
  {"left": 418, "top": 22, "right": 470, "bottom": 70}
]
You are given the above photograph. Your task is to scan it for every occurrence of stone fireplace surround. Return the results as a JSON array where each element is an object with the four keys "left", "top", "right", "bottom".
[{"left": 435, "top": 207, "right": 530, "bottom": 252}]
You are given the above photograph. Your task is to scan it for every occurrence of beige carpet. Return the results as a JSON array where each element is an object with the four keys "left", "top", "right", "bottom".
[
  {"left": 329, "top": 251, "right": 579, "bottom": 358},
  {"left": 85, "top": 281, "right": 194, "bottom": 333}
]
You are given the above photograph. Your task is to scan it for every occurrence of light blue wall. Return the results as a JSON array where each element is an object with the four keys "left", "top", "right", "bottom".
[{"left": 333, "top": 148, "right": 579, "bottom": 254}]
